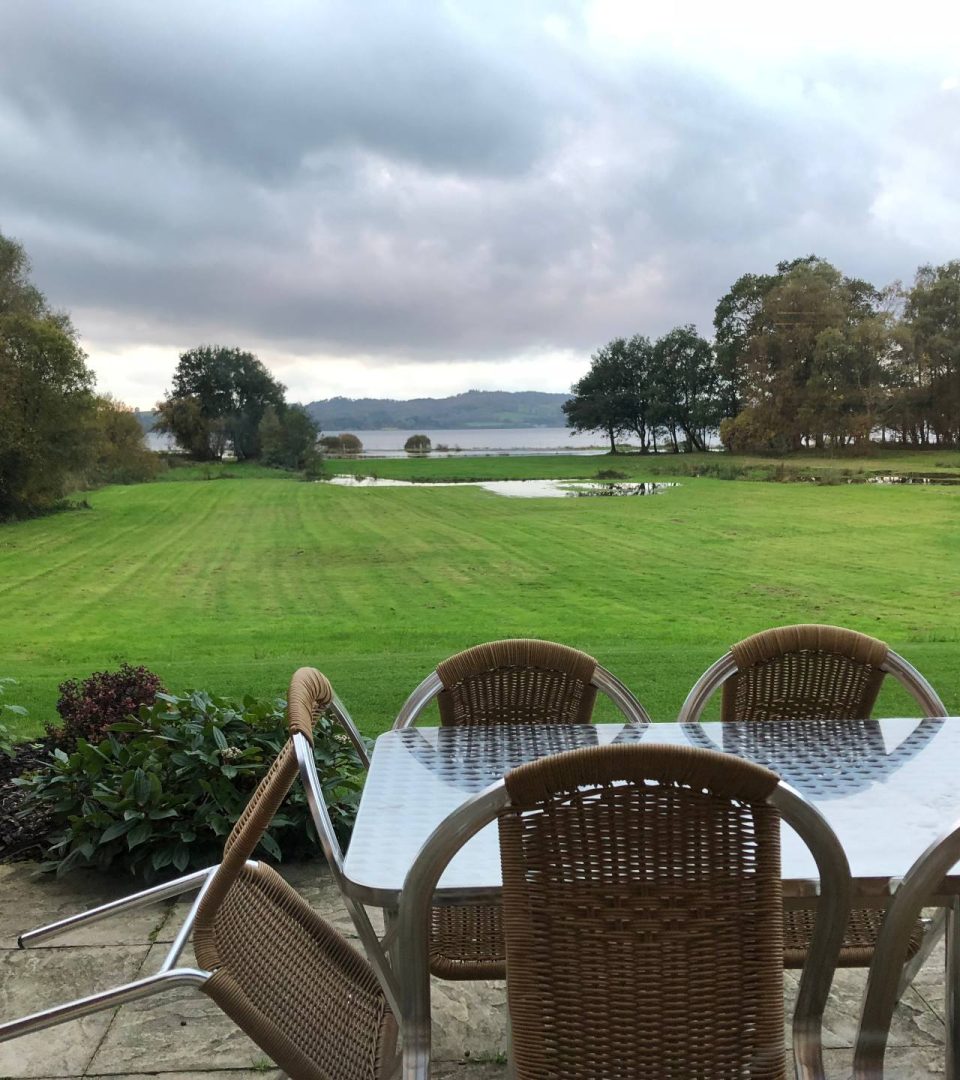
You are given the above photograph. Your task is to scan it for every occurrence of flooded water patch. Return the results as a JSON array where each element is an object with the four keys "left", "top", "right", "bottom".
[
  {"left": 866, "top": 474, "right": 960, "bottom": 486},
  {"left": 323, "top": 476, "right": 677, "bottom": 498}
]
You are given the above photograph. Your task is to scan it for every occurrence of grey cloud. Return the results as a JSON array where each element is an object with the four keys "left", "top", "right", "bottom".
[
  {"left": 0, "top": 2, "right": 560, "bottom": 180},
  {"left": 1, "top": 1, "right": 957, "bottom": 380}
]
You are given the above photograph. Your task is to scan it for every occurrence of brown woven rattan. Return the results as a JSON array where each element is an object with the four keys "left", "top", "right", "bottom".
[
  {"left": 716, "top": 624, "right": 925, "bottom": 970},
  {"left": 194, "top": 668, "right": 397, "bottom": 1080},
  {"left": 722, "top": 624, "right": 889, "bottom": 724},
  {"left": 431, "top": 639, "right": 599, "bottom": 979},
  {"left": 499, "top": 744, "right": 787, "bottom": 1080},
  {"left": 436, "top": 638, "right": 598, "bottom": 727}
]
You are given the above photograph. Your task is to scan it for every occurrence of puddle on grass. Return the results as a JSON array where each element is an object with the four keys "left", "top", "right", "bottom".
[
  {"left": 866, "top": 474, "right": 960, "bottom": 486},
  {"left": 322, "top": 476, "right": 677, "bottom": 498}
]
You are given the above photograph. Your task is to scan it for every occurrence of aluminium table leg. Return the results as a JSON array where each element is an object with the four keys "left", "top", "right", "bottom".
[{"left": 947, "top": 897, "right": 960, "bottom": 1080}]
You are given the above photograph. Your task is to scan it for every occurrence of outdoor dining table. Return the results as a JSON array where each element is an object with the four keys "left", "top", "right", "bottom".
[{"left": 341, "top": 717, "right": 960, "bottom": 1074}]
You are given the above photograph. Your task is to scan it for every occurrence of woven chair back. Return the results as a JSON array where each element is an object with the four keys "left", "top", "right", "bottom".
[
  {"left": 722, "top": 624, "right": 889, "bottom": 724},
  {"left": 499, "top": 744, "right": 787, "bottom": 1080},
  {"left": 193, "top": 668, "right": 397, "bottom": 1080},
  {"left": 436, "top": 638, "right": 598, "bottom": 727}
]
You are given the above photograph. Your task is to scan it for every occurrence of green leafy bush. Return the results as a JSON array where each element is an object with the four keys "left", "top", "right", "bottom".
[{"left": 17, "top": 690, "right": 365, "bottom": 880}]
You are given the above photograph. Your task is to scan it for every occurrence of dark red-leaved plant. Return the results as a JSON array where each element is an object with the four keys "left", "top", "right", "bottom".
[{"left": 50, "top": 664, "right": 166, "bottom": 750}]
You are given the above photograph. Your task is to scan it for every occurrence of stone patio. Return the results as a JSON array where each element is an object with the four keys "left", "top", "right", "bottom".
[{"left": 0, "top": 859, "right": 948, "bottom": 1078}]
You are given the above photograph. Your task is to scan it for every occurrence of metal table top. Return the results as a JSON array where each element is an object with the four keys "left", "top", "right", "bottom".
[{"left": 343, "top": 717, "right": 960, "bottom": 906}]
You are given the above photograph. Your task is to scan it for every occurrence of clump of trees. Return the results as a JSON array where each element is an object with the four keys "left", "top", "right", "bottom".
[
  {"left": 563, "top": 328, "right": 723, "bottom": 453},
  {"left": 0, "top": 233, "right": 158, "bottom": 520},
  {"left": 156, "top": 345, "right": 325, "bottom": 468},
  {"left": 566, "top": 255, "right": 960, "bottom": 453},
  {"left": 404, "top": 434, "right": 432, "bottom": 454},
  {"left": 259, "top": 405, "right": 319, "bottom": 470},
  {"left": 156, "top": 346, "right": 285, "bottom": 460},
  {"left": 319, "top": 433, "right": 363, "bottom": 455}
]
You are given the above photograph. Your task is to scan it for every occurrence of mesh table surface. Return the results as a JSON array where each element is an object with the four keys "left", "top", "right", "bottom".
[{"left": 343, "top": 718, "right": 960, "bottom": 905}]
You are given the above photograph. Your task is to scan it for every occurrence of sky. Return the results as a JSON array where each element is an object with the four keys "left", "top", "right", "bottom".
[{"left": 1, "top": 0, "right": 958, "bottom": 410}]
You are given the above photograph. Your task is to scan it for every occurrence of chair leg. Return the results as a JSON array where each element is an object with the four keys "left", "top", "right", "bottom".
[
  {"left": 18, "top": 867, "right": 215, "bottom": 948},
  {"left": 0, "top": 968, "right": 209, "bottom": 1043},
  {"left": 896, "top": 909, "right": 946, "bottom": 1001}
]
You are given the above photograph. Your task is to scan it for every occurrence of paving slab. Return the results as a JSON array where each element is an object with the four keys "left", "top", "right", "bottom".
[
  {"left": 822, "top": 1045, "right": 946, "bottom": 1078},
  {"left": 87, "top": 945, "right": 265, "bottom": 1075},
  {"left": 0, "top": 865, "right": 169, "bottom": 950},
  {"left": 0, "top": 945, "right": 148, "bottom": 1078}
]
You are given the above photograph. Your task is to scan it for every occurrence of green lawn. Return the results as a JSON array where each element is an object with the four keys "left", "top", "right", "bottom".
[{"left": 3, "top": 457, "right": 959, "bottom": 737}]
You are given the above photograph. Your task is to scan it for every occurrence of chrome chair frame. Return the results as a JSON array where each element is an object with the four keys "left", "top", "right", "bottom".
[
  {"left": 396, "top": 761, "right": 852, "bottom": 1080},
  {"left": 854, "top": 818, "right": 960, "bottom": 1080},
  {"left": 0, "top": 864, "right": 221, "bottom": 1043},
  {"left": 293, "top": 689, "right": 402, "bottom": 1018},
  {"left": 0, "top": 684, "right": 404, "bottom": 1048},
  {"left": 394, "top": 664, "right": 652, "bottom": 729}
]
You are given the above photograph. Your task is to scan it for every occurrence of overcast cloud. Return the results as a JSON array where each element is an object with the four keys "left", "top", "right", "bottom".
[{"left": 1, "top": 0, "right": 958, "bottom": 407}]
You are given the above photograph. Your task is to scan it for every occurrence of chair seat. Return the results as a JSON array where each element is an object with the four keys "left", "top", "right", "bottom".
[
  {"left": 430, "top": 903, "right": 506, "bottom": 980},
  {"left": 784, "top": 906, "right": 923, "bottom": 969}
]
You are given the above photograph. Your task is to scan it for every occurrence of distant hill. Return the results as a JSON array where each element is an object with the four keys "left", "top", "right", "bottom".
[
  {"left": 304, "top": 390, "right": 569, "bottom": 430},
  {"left": 132, "top": 390, "right": 570, "bottom": 435}
]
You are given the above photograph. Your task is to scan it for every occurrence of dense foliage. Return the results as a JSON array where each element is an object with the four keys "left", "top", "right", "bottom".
[
  {"left": 17, "top": 690, "right": 365, "bottom": 879},
  {"left": 156, "top": 345, "right": 286, "bottom": 461},
  {"left": 89, "top": 397, "right": 163, "bottom": 485},
  {"left": 0, "top": 233, "right": 160, "bottom": 519},
  {"left": 564, "top": 330, "right": 722, "bottom": 453},
  {"left": 565, "top": 255, "right": 960, "bottom": 453},
  {"left": 319, "top": 432, "right": 363, "bottom": 455},
  {"left": 0, "top": 238, "right": 96, "bottom": 516},
  {"left": 404, "top": 434, "right": 432, "bottom": 453},
  {"left": 52, "top": 664, "right": 166, "bottom": 750},
  {"left": 259, "top": 404, "right": 320, "bottom": 470}
]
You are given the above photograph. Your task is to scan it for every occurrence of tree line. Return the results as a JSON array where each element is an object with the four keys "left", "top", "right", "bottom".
[{"left": 565, "top": 255, "right": 960, "bottom": 453}]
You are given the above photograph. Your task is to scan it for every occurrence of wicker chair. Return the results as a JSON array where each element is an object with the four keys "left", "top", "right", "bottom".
[
  {"left": 677, "top": 623, "right": 947, "bottom": 975},
  {"left": 398, "top": 743, "right": 851, "bottom": 1079},
  {"left": 0, "top": 670, "right": 398, "bottom": 1080},
  {"left": 394, "top": 638, "right": 651, "bottom": 981}
]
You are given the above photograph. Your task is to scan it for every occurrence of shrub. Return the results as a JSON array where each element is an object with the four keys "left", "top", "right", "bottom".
[
  {"left": 51, "top": 664, "right": 166, "bottom": 750},
  {"left": 404, "top": 434, "right": 431, "bottom": 454},
  {"left": 338, "top": 433, "right": 363, "bottom": 454},
  {"left": 319, "top": 433, "right": 363, "bottom": 455},
  {"left": 17, "top": 690, "right": 365, "bottom": 880}
]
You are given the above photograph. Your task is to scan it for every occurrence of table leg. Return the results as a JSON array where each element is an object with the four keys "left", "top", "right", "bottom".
[{"left": 947, "top": 897, "right": 960, "bottom": 1080}]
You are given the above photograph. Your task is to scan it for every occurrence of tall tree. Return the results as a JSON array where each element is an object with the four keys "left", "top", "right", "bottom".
[
  {"left": 563, "top": 339, "right": 635, "bottom": 453},
  {"left": 717, "top": 257, "right": 889, "bottom": 452},
  {"left": 0, "top": 314, "right": 95, "bottom": 518},
  {"left": 157, "top": 346, "right": 286, "bottom": 460},
  {"left": 0, "top": 234, "right": 96, "bottom": 519},
  {"left": 899, "top": 261, "right": 960, "bottom": 445},
  {"left": 650, "top": 326, "right": 723, "bottom": 452}
]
